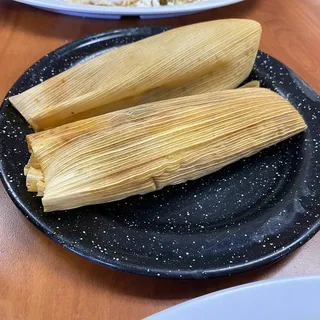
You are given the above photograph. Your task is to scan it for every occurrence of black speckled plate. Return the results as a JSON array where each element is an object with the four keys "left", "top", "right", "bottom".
[{"left": 1, "top": 27, "right": 320, "bottom": 279}]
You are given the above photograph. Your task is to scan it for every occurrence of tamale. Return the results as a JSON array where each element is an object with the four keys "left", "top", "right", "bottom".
[
  {"left": 10, "top": 19, "right": 261, "bottom": 131},
  {"left": 25, "top": 88, "right": 306, "bottom": 212},
  {"left": 240, "top": 80, "right": 260, "bottom": 88}
]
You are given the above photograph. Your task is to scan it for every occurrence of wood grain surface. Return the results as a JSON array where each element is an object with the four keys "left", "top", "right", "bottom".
[{"left": 0, "top": 0, "right": 320, "bottom": 319}]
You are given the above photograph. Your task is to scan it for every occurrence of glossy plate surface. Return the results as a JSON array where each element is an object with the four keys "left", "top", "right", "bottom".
[
  {"left": 0, "top": 27, "right": 320, "bottom": 279},
  {"left": 144, "top": 276, "right": 320, "bottom": 319}
]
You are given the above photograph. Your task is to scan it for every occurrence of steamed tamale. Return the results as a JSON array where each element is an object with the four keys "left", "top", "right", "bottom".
[
  {"left": 25, "top": 88, "right": 306, "bottom": 212},
  {"left": 10, "top": 19, "right": 261, "bottom": 131},
  {"left": 240, "top": 80, "right": 260, "bottom": 88}
]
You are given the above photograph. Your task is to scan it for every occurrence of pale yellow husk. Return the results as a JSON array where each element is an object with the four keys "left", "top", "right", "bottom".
[
  {"left": 240, "top": 80, "right": 260, "bottom": 88},
  {"left": 9, "top": 19, "right": 261, "bottom": 131},
  {"left": 25, "top": 88, "right": 306, "bottom": 212}
]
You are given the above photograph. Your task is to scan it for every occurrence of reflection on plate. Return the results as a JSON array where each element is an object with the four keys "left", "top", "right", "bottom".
[
  {"left": 0, "top": 27, "right": 320, "bottom": 279},
  {"left": 144, "top": 276, "right": 320, "bottom": 320},
  {"left": 14, "top": 0, "right": 243, "bottom": 19}
]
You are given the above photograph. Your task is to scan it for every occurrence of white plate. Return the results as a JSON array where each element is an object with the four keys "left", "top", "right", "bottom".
[
  {"left": 144, "top": 276, "right": 320, "bottom": 320},
  {"left": 14, "top": 0, "right": 243, "bottom": 19}
]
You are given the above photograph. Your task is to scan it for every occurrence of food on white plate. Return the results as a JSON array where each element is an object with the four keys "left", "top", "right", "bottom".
[
  {"left": 68, "top": 0, "right": 221, "bottom": 8},
  {"left": 25, "top": 88, "right": 306, "bottom": 212},
  {"left": 9, "top": 19, "right": 261, "bottom": 131}
]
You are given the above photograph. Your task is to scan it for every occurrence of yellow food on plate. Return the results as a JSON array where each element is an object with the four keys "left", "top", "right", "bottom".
[
  {"left": 240, "top": 80, "right": 260, "bottom": 88},
  {"left": 9, "top": 19, "right": 261, "bottom": 131},
  {"left": 25, "top": 88, "right": 306, "bottom": 212}
]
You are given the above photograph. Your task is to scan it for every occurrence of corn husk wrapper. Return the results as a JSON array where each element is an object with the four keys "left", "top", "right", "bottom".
[
  {"left": 25, "top": 88, "right": 306, "bottom": 212},
  {"left": 23, "top": 79, "right": 257, "bottom": 192},
  {"left": 10, "top": 19, "right": 261, "bottom": 131},
  {"left": 240, "top": 80, "right": 260, "bottom": 88}
]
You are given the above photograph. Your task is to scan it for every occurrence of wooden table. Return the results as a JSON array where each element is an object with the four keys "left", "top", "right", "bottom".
[{"left": 0, "top": 0, "right": 320, "bottom": 319}]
